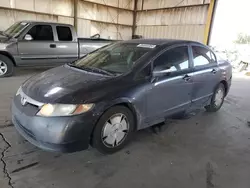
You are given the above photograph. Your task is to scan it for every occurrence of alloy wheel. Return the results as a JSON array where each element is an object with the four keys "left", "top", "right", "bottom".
[{"left": 0, "top": 61, "right": 7, "bottom": 76}]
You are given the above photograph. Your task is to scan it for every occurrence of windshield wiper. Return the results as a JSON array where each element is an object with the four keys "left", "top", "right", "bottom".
[
  {"left": 0, "top": 31, "right": 6, "bottom": 36},
  {"left": 68, "top": 63, "right": 114, "bottom": 76},
  {"left": 0, "top": 31, "right": 11, "bottom": 38},
  {"left": 67, "top": 64, "right": 92, "bottom": 72},
  {"left": 86, "top": 66, "right": 115, "bottom": 76}
]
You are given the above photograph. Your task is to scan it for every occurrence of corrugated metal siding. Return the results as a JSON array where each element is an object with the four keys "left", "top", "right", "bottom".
[
  {"left": 136, "top": 25, "right": 205, "bottom": 42},
  {"left": 58, "top": 16, "right": 74, "bottom": 25},
  {"left": 137, "top": 6, "right": 208, "bottom": 26},
  {"left": 135, "top": 4, "right": 209, "bottom": 42},
  {"left": 0, "top": 9, "right": 14, "bottom": 30},
  {"left": 0, "top": 0, "right": 12, "bottom": 8},
  {"left": 78, "top": 1, "right": 133, "bottom": 26},
  {"left": 83, "top": 0, "right": 134, "bottom": 10},
  {"left": 77, "top": 18, "right": 132, "bottom": 39},
  {"left": 0, "top": 0, "right": 73, "bottom": 17},
  {"left": 0, "top": 9, "right": 58, "bottom": 31},
  {"left": 77, "top": 0, "right": 133, "bottom": 39},
  {"left": 137, "top": 0, "right": 210, "bottom": 10},
  {"left": 0, "top": 0, "right": 211, "bottom": 41},
  {"left": 77, "top": 18, "right": 91, "bottom": 37},
  {"left": 0, "top": 0, "right": 133, "bottom": 40}
]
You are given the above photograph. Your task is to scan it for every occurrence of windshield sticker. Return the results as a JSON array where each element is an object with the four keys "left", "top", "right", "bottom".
[
  {"left": 137, "top": 44, "right": 156, "bottom": 48},
  {"left": 21, "top": 22, "right": 27, "bottom": 25}
]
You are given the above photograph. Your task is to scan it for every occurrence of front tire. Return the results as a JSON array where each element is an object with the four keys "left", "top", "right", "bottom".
[
  {"left": 205, "top": 83, "right": 226, "bottom": 112},
  {"left": 92, "top": 106, "right": 135, "bottom": 154},
  {"left": 0, "top": 55, "right": 14, "bottom": 78}
]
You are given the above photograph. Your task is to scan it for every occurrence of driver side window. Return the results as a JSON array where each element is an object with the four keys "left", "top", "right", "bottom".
[
  {"left": 154, "top": 46, "right": 189, "bottom": 73},
  {"left": 26, "top": 25, "right": 54, "bottom": 41}
]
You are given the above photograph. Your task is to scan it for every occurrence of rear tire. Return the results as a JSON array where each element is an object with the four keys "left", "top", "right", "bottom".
[
  {"left": 0, "top": 55, "right": 14, "bottom": 78},
  {"left": 92, "top": 106, "right": 135, "bottom": 154},
  {"left": 205, "top": 83, "right": 225, "bottom": 112}
]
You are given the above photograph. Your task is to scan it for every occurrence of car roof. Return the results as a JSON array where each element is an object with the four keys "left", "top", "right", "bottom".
[
  {"left": 19, "top": 20, "right": 73, "bottom": 27},
  {"left": 123, "top": 38, "right": 204, "bottom": 47}
]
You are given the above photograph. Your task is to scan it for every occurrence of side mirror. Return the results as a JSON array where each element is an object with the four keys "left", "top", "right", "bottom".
[
  {"left": 152, "top": 67, "right": 172, "bottom": 77},
  {"left": 24, "top": 34, "right": 33, "bottom": 41}
]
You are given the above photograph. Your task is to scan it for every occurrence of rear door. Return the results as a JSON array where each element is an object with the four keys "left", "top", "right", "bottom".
[
  {"left": 190, "top": 45, "right": 221, "bottom": 107},
  {"left": 146, "top": 45, "right": 193, "bottom": 124},
  {"left": 53, "top": 25, "right": 78, "bottom": 64},
  {"left": 18, "top": 24, "right": 57, "bottom": 66}
]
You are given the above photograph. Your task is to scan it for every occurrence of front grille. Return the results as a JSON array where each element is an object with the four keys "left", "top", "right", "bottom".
[
  {"left": 19, "top": 89, "right": 44, "bottom": 107},
  {"left": 14, "top": 95, "right": 39, "bottom": 116},
  {"left": 14, "top": 116, "right": 36, "bottom": 140}
]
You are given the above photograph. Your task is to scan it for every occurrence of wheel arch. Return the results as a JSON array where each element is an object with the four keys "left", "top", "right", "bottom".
[
  {"left": 0, "top": 51, "right": 16, "bottom": 66},
  {"left": 89, "top": 100, "right": 139, "bottom": 146},
  {"left": 103, "top": 99, "right": 139, "bottom": 130},
  {"left": 115, "top": 102, "right": 138, "bottom": 131},
  {"left": 220, "top": 80, "right": 229, "bottom": 95}
]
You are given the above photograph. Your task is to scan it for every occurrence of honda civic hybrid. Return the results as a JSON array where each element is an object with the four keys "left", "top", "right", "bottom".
[{"left": 12, "top": 39, "right": 232, "bottom": 154}]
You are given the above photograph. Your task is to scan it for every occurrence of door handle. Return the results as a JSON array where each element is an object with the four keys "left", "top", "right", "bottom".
[
  {"left": 50, "top": 44, "right": 56, "bottom": 48},
  {"left": 182, "top": 74, "right": 191, "bottom": 82},
  {"left": 211, "top": 69, "right": 217, "bottom": 74}
]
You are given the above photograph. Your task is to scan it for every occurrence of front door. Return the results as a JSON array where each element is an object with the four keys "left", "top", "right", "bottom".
[
  {"left": 146, "top": 45, "right": 193, "bottom": 125},
  {"left": 190, "top": 45, "right": 221, "bottom": 107},
  {"left": 17, "top": 24, "right": 58, "bottom": 66}
]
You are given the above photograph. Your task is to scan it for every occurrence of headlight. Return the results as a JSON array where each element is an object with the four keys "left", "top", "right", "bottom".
[
  {"left": 37, "top": 104, "right": 94, "bottom": 117},
  {"left": 16, "top": 87, "right": 21, "bottom": 96}
]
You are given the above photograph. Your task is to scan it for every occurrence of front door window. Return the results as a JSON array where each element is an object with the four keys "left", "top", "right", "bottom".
[
  {"left": 26, "top": 25, "right": 54, "bottom": 41},
  {"left": 154, "top": 46, "right": 190, "bottom": 74}
]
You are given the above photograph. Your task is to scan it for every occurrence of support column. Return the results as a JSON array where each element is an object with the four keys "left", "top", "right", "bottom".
[
  {"left": 132, "top": 0, "right": 138, "bottom": 37},
  {"left": 204, "top": 0, "right": 217, "bottom": 45},
  {"left": 74, "top": 0, "right": 78, "bottom": 31}
]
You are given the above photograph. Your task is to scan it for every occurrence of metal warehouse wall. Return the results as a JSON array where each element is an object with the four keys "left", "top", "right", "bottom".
[
  {"left": 135, "top": 0, "right": 211, "bottom": 42},
  {"left": 0, "top": 0, "right": 134, "bottom": 40},
  {"left": 0, "top": 0, "right": 212, "bottom": 41},
  {"left": 77, "top": 0, "right": 133, "bottom": 39}
]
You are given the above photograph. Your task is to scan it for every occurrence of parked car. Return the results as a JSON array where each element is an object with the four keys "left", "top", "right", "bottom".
[
  {"left": 0, "top": 21, "right": 115, "bottom": 77},
  {"left": 12, "top": 39, "right": 232, "bottom": 154}
]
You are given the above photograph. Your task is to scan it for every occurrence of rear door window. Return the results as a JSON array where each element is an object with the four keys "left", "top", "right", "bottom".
[
  {"left": 56, "top": 26, "right": 73, "bottom": 41},
  {"left": 192, "top": 46, "right": 215, "bottom": 68},
  {"left": 26, "top": 25, "right": 54, "bottom": 41}
]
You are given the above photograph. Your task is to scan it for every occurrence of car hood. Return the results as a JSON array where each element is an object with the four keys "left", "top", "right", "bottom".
[
  {"left": 22, "top": 65, "right": 114, "bottom": 104},
  {"left": 0, "top": 35, "right": 15, "bottom": 49},
  {"left": 0, "top": 33, "right": 9, "bottom": 43}
]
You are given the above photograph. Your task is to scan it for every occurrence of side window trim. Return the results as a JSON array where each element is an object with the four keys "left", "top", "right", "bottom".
[
  {"left": 210, "top": 51, "right": 217, "bottom": 64},
  {"left": 188, "top": 44, "right": 194, "bottom": 69},
  {"left": 22, "top": 24, "right": 54, "bottom": 42}
]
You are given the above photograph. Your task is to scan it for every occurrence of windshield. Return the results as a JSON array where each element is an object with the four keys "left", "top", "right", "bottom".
[
  {"left": 3, "top": 22, "right": 29, "bottom": 38},
  {"left": 70, "top": 42, "right": 155, "bottom": 75}
]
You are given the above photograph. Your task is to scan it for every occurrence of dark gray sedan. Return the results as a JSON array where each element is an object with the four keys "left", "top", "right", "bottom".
[{"left": 12, "top": 39, "right": 232, "bottom": 154}]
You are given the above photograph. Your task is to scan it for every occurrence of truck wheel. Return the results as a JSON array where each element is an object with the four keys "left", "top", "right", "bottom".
[
  {"left": 92, "top": 106, "right": 135, "bottom": 154},
  {"left": 0, "top": 55, "right": 14, "bottom": 78},
  {"left": 205, "top": 83, "right": 226, "bottom": 112}
]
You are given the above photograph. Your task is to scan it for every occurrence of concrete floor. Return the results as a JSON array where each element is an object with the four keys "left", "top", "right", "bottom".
[{"left": 0, "top": 69, "right": 250, "bottom": 188}]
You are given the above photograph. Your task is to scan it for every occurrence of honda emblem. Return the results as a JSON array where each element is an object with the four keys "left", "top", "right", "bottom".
[{"left": 21, "top": 96, "right": 27, "bottom": 106}]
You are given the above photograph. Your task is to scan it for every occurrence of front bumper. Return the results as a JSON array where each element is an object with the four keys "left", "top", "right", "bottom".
[{"left": 12, "top": 96, "right": 97, "bottom": 153}]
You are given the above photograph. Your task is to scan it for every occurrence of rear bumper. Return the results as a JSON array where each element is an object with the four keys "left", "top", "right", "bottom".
[{"left": 12, "top": 97, "right": 97, "bottom": 153}]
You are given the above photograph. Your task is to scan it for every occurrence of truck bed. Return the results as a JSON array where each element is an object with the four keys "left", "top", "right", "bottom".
[{"left": 78, "top": 38, "right": 116, "bottom": 58}]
